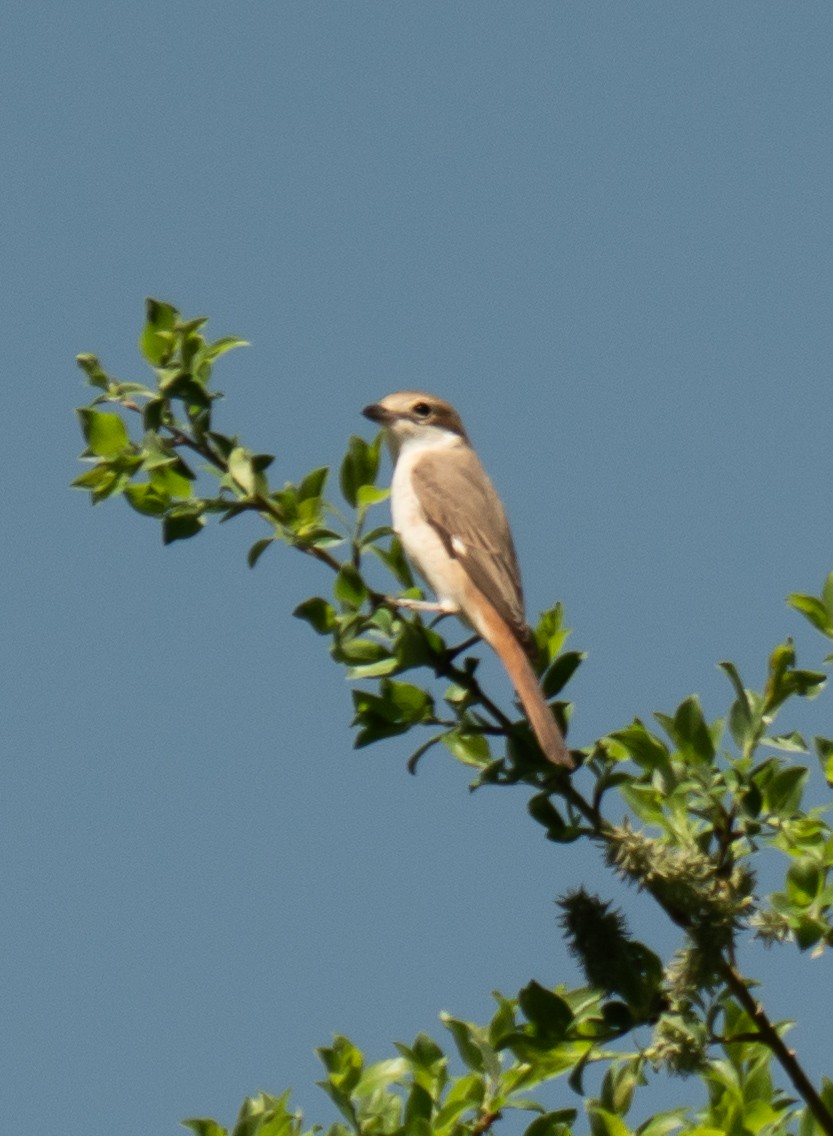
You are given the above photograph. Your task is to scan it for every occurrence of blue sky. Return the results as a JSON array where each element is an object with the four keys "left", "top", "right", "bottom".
[{"left": 3, "top": 3, "right": 833, "bottom": 1133}]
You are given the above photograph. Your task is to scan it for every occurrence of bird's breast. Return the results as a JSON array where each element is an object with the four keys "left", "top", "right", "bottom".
[{"left": 390, "top": 450, "right": 465, "bottom": 612}]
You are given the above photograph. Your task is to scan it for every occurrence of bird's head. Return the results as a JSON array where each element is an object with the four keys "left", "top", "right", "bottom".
[{"left": 362, "top": 391, "right": 468, "bottom": 458}]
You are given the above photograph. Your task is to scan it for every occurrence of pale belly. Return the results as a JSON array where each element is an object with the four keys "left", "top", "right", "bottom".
[{"left": 391, "top": 458, "right": 465, "bottom": 613}]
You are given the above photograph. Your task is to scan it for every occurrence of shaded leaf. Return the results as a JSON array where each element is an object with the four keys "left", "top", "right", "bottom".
[
  {"left": 334, "top": 564, "right": 368, "bottom": 610},
  {"left": 298, "top": 466, "right": 329, "bottom": 501},
  {"left": 293, "top": 597, "right": 336, "bottom": 635},
  {"left": 518, "top": 982, "right": 573, "bottom": 1045},
  {"left": 814, "top": 737, "right": 833, "bottom": 787},
  {"left": 182, "top": 1121, "right": 227, "bottom": 1136},
  {"left": 248, "top": 537, "right": 275, "bottom": 568},
  {"left": 523, "top": 1111, "right": 579, "bottom": 1136},
  {"left": 162, "top": 507, "right": 205, "bottom": 544},
  {"left": 540, "top": 651, "right": 584, "bottom": 699},
  {"left": 340, "top": 434, "right": 381, "bottom": 508}
]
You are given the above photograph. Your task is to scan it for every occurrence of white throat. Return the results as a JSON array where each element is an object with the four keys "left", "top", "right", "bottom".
[{"left": 387, "top": 424, "right": 464, "bottom": 464}]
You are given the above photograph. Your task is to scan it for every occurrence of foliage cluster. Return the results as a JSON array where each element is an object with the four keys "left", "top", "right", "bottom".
[{"left": 75, "top": 302, "right": 833, "bottom": 1136}]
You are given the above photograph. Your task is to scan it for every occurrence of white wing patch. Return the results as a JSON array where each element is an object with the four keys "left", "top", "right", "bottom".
[{"left": 451, "top": 535, "right": 467, "bottom": 556}]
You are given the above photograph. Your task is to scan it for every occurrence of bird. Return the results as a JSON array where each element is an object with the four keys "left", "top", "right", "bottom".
[{"left": 362, "top": 391, "right": 573, "bottom": 769}]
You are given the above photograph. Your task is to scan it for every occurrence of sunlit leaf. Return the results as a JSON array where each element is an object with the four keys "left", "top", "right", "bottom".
[{"left": 77, "top": 408, "right": 130, "bottom": 457}]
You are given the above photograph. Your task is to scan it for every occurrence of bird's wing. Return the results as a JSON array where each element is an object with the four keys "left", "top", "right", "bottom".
[{"left": 412, "top": 447, "right": 534, "bottom": 653}]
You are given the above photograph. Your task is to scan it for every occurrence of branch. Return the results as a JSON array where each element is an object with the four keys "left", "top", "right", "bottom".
[
  {"left": 722, "top": 957, "right": 833, "bottom": 1135},
  {"left": 471, "top": 1110, "right": 502, "bottom": 1136}
]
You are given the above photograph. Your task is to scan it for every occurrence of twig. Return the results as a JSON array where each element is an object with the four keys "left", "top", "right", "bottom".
[
  {"left": 471, "top": 1110, "right": 502, "bottom": 1136},
  {"left": 722, "top": 956, "right": 833, "bottom": 1135}
]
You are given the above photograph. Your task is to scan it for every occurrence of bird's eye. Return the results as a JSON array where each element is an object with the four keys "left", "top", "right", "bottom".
[{"left": 412, "top": 402, "right": 432, "bottom": 419}]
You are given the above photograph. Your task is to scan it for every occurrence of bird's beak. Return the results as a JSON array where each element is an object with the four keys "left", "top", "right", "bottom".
[{"left": 362, "top": 402, "right": 390, "bottom": 425}]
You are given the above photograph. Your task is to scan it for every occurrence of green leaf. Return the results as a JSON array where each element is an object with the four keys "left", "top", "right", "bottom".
[
  {"left": 338, "top": 637, "right": 391, "bottom": 666},
  {"left": 403, "top": 1082, "right": 433, "bottom": 1127},
  {"left": 719, "top": 660, "right": 763, "bottom": 755},
  {"left": 661, "top": 695, "right": 715, "bottom": 763},
  {"left": 386, "top": 680, "right": 433, "bottom": 722},
  {"left": 586, "top": 1105, "right": 633, "bottom": 1136},
  {"left": 356, "top": 484, "right": 389, "bottom": 508},
  {"left": 353, "top": 1056, "right": 408, "bottom": 1099},
  {"left": 433, "top": 1072, "right": 485, "bottom": 1130},
  {"left": 229, "top": 1092, "right": 300, "bottom": 1136},
  {"left": 786, "top": 859, "right": 823, "bottom": 906},
  {"left": 394, "top": 1033, "right": 447, "bottom": 1099},
  {"left": 142, "top": 397, "right": 168, "bottom": 431},
  {"left": 789, "top": 592, "right": 833, "bottom": 637},
  {"left": 764, "top": 731, "right": 808, "bottom": 754},
  {"left": 764, "top": 640, "right": 826, "bottom": 712},
  {"left": 567, "top": 1046, "right": 594, "bottom": 1097},
  {"left": 393, "top": 620, "right": 444, "bottom": 672},
  {"left": 145, "top": 296, "right": 178, "bottom": 330},
  {"left": 351, "top": 681, "right": 434, "bottom": 747},
  {"left": 317, "top": 1035, "right": 364, "bottom": 1093},
  {"left": 617, "top": 782, "right": 667, "bottom": 827},
  {"left": 599, "top": 1057, "right": 644, "bottom": 1117},
  {"left": 162, "top": 507, "right": 205, "bottom": 544},
  {"left": 440, "top": 1014, "right": 490, "bottom": 1075},
  {"left": 405, "top": 735, "right": 445, "bottom": 773},
  {"left": 347, "top": 655, "right": 401, "bottom": 680},
  {"left": 298, "top": 466, "right": 329, "bottom": 501},
  {"left": 527, "top": 794, "right": 570, "bottom": 842},
  {"left": 534, "top": 603, "right": 569, "bottom": 665},
  {"left": 814, "top": 737, "right": 833, "bottom": 786},
  {"left": 518, "top": 982, "right": 573, "bottom": 1045},
  {"left": 149, "top": 461, "right": 194, "bottom": 498},
  {"left": 635, "top": 1111, "right": 691, "bottom": 1136},
  {"left": 793, "top": 915, "right": 826, "bottom": 951},
  {"left": 488, "top": 994, "right": 518, "bottom": 1050},
  {"left": 72, "top": 462, "right": 132, "bottom": 503},
  {"left": 139, "top": 298, "right": 179, "bottom": 364},
  {"left": 248, "top": 537, "right": 275, "bottom": 568},
  {"left": 334, "top": 564, "right": 368, "bottom": 610},
  {"left": 77, "top": 408, "right": 130, "bottom": 457},
  {"left": 293, "top": 597, "right": 336, "bottom": 635},
  {"left": 228, "top": 447, "right": 273, "bottom": 497},
  {"left": 606, "top": 722, "right": 670, "bottom": 770},
  {"left": 206, "top": 431, "right": 238, "bottom": 460},
  {"left": 540, "top": 651, "right": 584, "bottom": 699},
  {"left": 76, "top": 352, "right": 111, "bottom": 391},
  {"left": 766, "top": 765, "right": 808, "bottom": 816},
  {"left": 139, "top": 327, "right": 176, "bottom": 367},
  {"left": 182, "top": 1121, "right": 227, "bottom": 1136},
  {"left": 124, "top": 481, "right": 170, "bottom": 516},
  {"left": 788, "top": 575, "right": 833, "bottom": 639},
  {"left": 368, "top": 535, "right": 415, "bottom": 588},
  {"left": 442, "top": 729, "right": 491, "bottom": 768},
  {"left": 523, "top": 1112, "right": 579, "bottom": 1136},
  {"left": 204, "top": 335, "right": 250, "bottom": 362},
  {"left": 340, "top": 434, "right": 382, "bottom": 508}
]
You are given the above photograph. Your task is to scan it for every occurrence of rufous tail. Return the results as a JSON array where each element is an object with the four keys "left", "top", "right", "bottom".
[{"left": 475, "top": 603, "right": 574, "bottom": 769}]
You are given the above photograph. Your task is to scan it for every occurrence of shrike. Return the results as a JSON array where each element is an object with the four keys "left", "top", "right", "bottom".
[{"left": 362, "top": 391, "right": 573, "bottom": 770}]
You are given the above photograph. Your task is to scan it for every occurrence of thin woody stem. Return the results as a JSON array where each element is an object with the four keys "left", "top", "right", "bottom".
[
  {"left": 471, "top": 1111, "right": 502, "bottom": 1136},
  {"left": 551, "top": 770, "right": 831, "bottom": 1131},
  {"left": 721, "top": 956, "right": 833, "bottom": 1135},
  {"left": 439, "top": 656, "right": 517, "bottom": 734}
]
